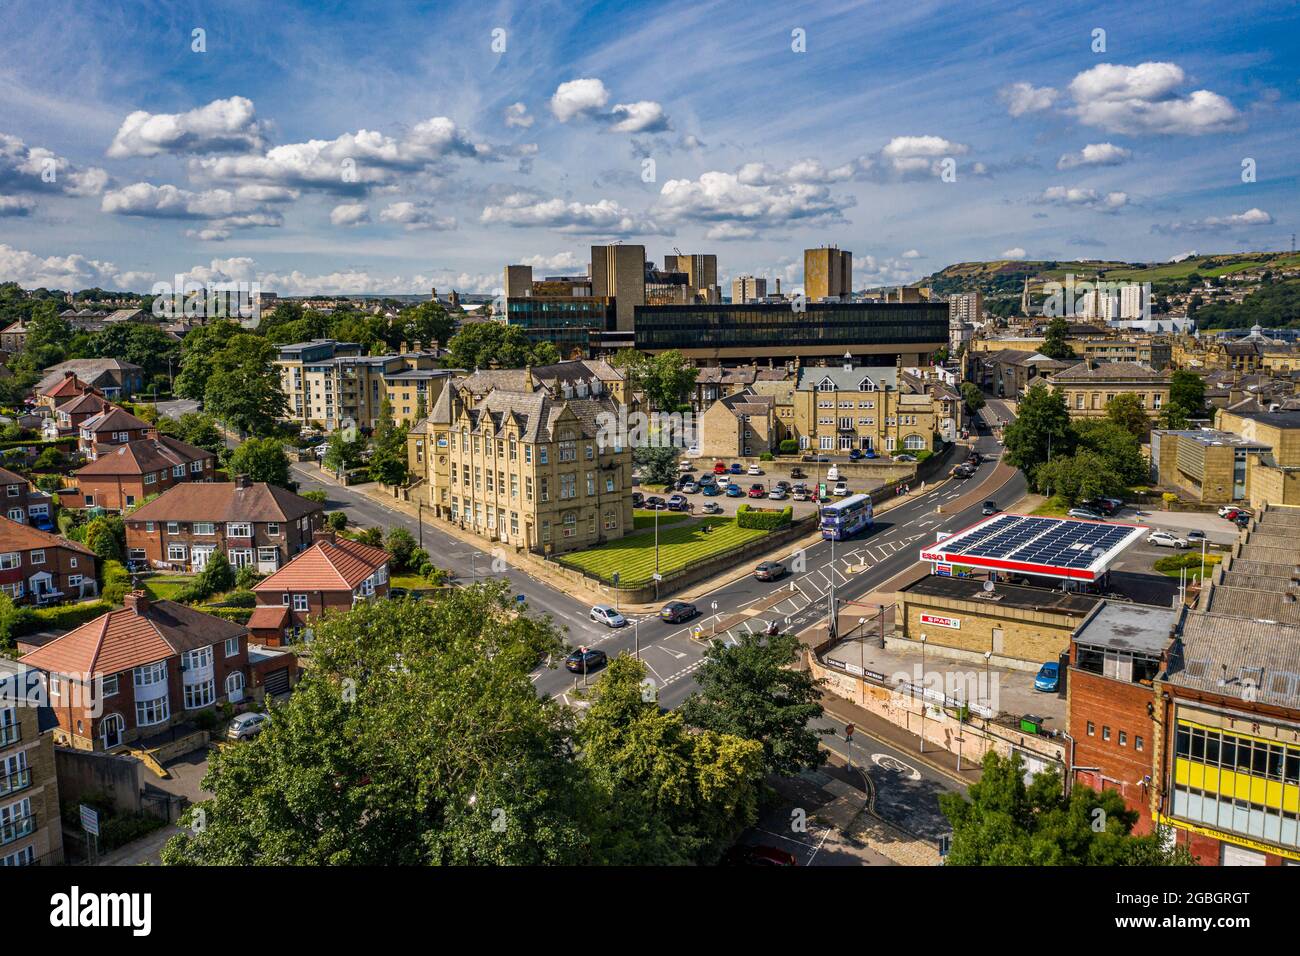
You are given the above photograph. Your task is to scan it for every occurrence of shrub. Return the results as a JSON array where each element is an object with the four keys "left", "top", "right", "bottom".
[
  {"left": 11, "top": 600, "right": 112, "bottom": 637},
  {"left": 735, "top": 504, "right": 793, "bottom": 531},
  {"left": 234, "top": 566, "right": 263, "bottom": 591},
  {"left": 101, "top": 560, "right": 132, "bottom": 605},
  {"left": 385, "top": 527, "right": 417, "bottom": 572},
  {"left": 915, "top": 449, "right": 933, "bottom": 463},
  {"left": 759, "top": 452, "right": 774, "bottom": 461},
  {"left": 201, "top": 606, "right": 254, "bottom": 624},
  {"left": 300, "top": 490, "right": 327, "bottom": 503},
  {"left": 327, "top": 511, "right": 348, "bottom": 531},
  {"left": 778, "top": 439, "right": 798, "bottom": 455}
]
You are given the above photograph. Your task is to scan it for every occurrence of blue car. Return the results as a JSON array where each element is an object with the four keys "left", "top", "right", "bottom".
[
  {"left": 864, "top": 449, "right": 877, "bottom": 459},
  {"left": 729, "top": 463, "right": 743, "bottom": 475},
  {"left": 701, "top": 483, "right": 722, "bottom": 496},
  {"left": 31, "top": 516, "right": 55, "bottom": 532},
  {"left": 1034, "top": 662, "right": 1060, "bottom": 693},
  {"left": 725, "top": 483, "right": 744, "bottom": 497}
]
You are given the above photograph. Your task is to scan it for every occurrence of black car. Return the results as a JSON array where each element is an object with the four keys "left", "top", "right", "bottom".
[
  {"left": 675, "top": 474, "right": 696, "bottom": 490},
  {"left": 982, "top": 500, "right": 999, "bottom": 516},
  {"left": 632, "top": 492, "right": 645, "bottom": 508},
  {"left": 967, "top": 451, "right": 982, "bottom": 465},
  {"left": 666, "top": 494, "right": 689, "bottom": 511},
  {"left": 643, "top": 495, "right": 667, "bottom": 510},
  {"left": 565, "top": 648, "right": 608, "bottom": 674},
  {"left": 754, "top": 561, "right": 786, "bottom": 582},
  {"left": 790, "top": 467, "right": 806, "bottom": 479},
  {"left": 660, "top": 600, "right": 698, "bottom": 623},
  {"left": 774, "top": 480, "right": 792, "bottom": 491}
]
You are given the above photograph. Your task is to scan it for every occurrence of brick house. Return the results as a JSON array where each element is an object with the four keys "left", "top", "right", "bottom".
[
  {"left": 0, "top": 660, "right": 64, "bottom": 866},
  {"left": 77, "top": 405, "right": 156, "bottom": 460},
  {"left": 36, "top": 359, "right": 144, "bottom": 400},
  {"left": 0, "top": 517, "right": 97, "bottom": 606},
  {"left": 248, "top": 530, "right": 389, "bottom": 646},
  {"left": 75, "top": 436, "right": 217, "bottom": 512},
  {"left": 0, "top": 467, "right": 53, "bottom": 529},
  {"left": 54, "top": 390, "right": 112, "bottom": 435},
  {"left": 35, "top": 372, "right": 100, "bottom": 416},
  {"left": 124, "top": 477, "right": 325, "bottom": 573},
  {"left": 17, "top": 592, "right": 251, "bottom": 752}
]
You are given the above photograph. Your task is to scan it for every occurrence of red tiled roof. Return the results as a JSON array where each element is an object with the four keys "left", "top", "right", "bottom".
[
  {"left": 59, "top": 392, "right": 111, "bottom": 417},
  {"left": 76, "top": 435, "right": 209, "bottom": 478},
  {"left": 18, "top": 598, "right": 246, "bottom": 677},
  {"left": 43, "top": 375, "right": 92, "bottom": 399},
  {"left": 247, "top": 605, "right": 291, "bottom": 630},
  {"left": 127, "top": 482, "right": 323, "bottom": 523},
  {"left": 0, "top": 466, "right": 29, "bottom": 487},
  {"left": 81, "top": 405, "right": 152, "bottom": 433},
  {"left": 0, "top": 515, "right": 93, "bottom": 556},
  {"left": 254, "top": 537, "right": 388, "bottom": 592}
]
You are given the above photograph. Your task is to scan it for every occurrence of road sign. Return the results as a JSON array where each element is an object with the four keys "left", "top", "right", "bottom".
[
  {"left": 515, "top": 594, "right": 525, "bottom": 604},
  {"left": 79, "top": 804, "right": 100, "bottom": 836},
  {"left": 652, "top": 573, "right": 663, "bottom": 582},
  {"left": 844, "top": 723, "right": 855, "bottom": 742},
  {"left": 611, "top": 572, "right": 620, "bottom": 585}
]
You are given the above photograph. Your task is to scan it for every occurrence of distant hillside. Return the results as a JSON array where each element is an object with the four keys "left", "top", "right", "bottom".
[{"left": 919, "top": 251, "right": 1300, "bottom": 297}]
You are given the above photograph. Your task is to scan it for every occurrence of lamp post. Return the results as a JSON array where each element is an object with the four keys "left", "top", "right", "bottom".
[
  {"left": 983, "top": 649, "right": 993, "bottom": 713},
  {"left": 858, "top": 617, "right": 867, "bottom": 706},
  {"left": 919, "top": 633, "right": 928, "bottom": 754},
  {"left": 654, "top": 506, "right": 661, "bottom": 600},
  {"left": 711, "top": 600, "right": 719, "bottom": 638}
]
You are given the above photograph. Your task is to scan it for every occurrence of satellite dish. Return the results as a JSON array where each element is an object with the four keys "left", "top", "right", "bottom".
[{"left": 983, "top": 580, "right": 995, "bottom": 592}]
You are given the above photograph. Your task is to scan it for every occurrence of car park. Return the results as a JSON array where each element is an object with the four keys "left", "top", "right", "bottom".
[
  {"left": 1033, "top": 662, "right": 1060, "bottom": 693},
  {"left": 713, "top": 461, "right": 728, "bottom": 474},
  {"left": 589, "top": 605, "right": 627, "bottom": 628},
  {"left": 701, "top": 501, "right": 723, "bottom": 514},
  {"left": 774, "top": 480, "right": 791, "bottom": 491},
  {"left": 747, "top": 483, "right": 766, "bottom": 498},
  {"left": 833, "top": 480, "right": 849, "bottom": 496},
  {"left": 659, "top": 601, "right": 698, "bottom": 623},
  {"left": 747, "top": 464, "right": 763, "bottom": 475},
  {"left": 227, "top": 712, "right": 269, "bottom": 741},
  {"left": 1067, "top": 507, "right": 1105, "bottom": 520},
  {"left": 767, "top": 487, "right": 788, "bottom": 500},
  {"left": 678, "top": 459, "right": 693, "bottom": 472},
  {"left": 1147, "top": 530, "right": 1189, "bottom": 549},
  {"left": 791, "top": 485, "right": 809, "bottom": 501},
  {"left": 754, "top": 561, "right": 786, "bottom": 581},
  {"left": 982, "top": 500, "right": 999, "bottom": 516},
  {"left": 725, "top": 483, "right": 744, "bottom": 497},
  {"left": 729, "top": 463, "right": 744, "bottom": 474},
  {"left": 699, "top": 473, "right": 716, "bottom": 486},
  {"left": 566, "top": 647, "right": 608, "bottom": 673}
]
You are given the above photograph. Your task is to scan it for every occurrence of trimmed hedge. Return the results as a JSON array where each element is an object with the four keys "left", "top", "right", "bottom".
[
  {"left": 0, "top": 437, "right": 77, "bottom": 451},
  {"left": 11, "top": 600, "right": 112, "bottom": 637},
  {"left": 735, "top": 503, "right": 793, "bottom": 531},
  {"left": 200, "top": 606, "right": 254, "bottom": 624}
]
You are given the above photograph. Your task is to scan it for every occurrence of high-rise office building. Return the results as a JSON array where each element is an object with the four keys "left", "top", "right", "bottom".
[
  {"left": 731, "top": 275, "right": 767, "bottom": 304},
  {"left": 504, "top": 265, "right": 533, "bottom": 299},
  {"left": 590, "top": 244, "right": 646, "bottom": 331},
  {"left": 1120, "top": 283, "right": 1147, "bottom": 320},
  {"left": 948, "top": 291, "right": 983, "bottom": 324},
  {"left": 663, "top": 253, "right": 718, "bottom": 298},
  {"left": 803, "top": 246, "right": 852, "bottom": 301}
]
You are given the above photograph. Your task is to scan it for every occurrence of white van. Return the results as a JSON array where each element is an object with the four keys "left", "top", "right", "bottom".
[{"left": 826, "top": 465, "right": 839, "bottom": 481}]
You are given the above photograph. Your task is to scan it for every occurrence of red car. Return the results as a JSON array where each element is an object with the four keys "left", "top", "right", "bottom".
[
  {"left": 713, "top": 461, "right": 727, "bottom": 474},
  {"left": 747, "top": 483, "right": 766, "bottom": 498}
]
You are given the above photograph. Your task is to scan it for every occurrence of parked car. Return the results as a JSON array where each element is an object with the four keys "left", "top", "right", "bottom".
[
  {"left": 894, "top": 453, "right": 918, "bottom": 463},
  {"left": 701, "top": 501, "right": 723, "bottom": 514},
  {"left": 660, "top": 601, "right": 698, "bottom": 623},
  {"left": 1033, "top": 662, "right": 1060, "bottom": 693},
  {"left": 1186, "top": 529, "right": 1207, "bottom": 542},
  {"left": 631, "top": 492, "right": 645, "bottom": 508},
  {"left": 589, "top": 605, "right": 627, "bottom": 628},
  {"left": 1234, "top": 514, "right": 1251, "bottom": 529},
  {"left": 681, "top": 482, "right": 700, "bottom": 494},
  {"left": 754, "top": 561, "right": 787, "bottom": 581},
  {"left": 725, "top": 483, "right": 744, "bottom": 497},
  {"left": 729, "top": 463, "right": 744, "bottom": 474},
  {"left": 1222, "top": 507, "right": 1252, "bottom": 521},
  {"left": 864, "top": 449, "right": 877, "bottom": 459},
  {"left": 1147, "top": 530, "right": 1189, "bottom": 549},
  {"left": 674, "top": 474, "right": 695, "bottom": 490},
  {"left": 713, "top": 461, "right": 728, "bottom": 474},
  {"left": 774, "top": 480, "right": 791, "bottom": 491},
  {"left": 227, "top": 712, "right": 268, "bottom": 741},
  {"left": 678, "top": 459, "right": 693, "bottom": 472},
  {"left": 701, "top": 483, "right": 722, "bottom": 497},
  {"left": 1217, "top": 505, "right": 1239, "bottom": 518},
  {"left": 951, "top": 464, "right": 974, "bottom": 478},
  {"left": 666, "top": 494, "right": 689, "bottom": 511},
  {"left": 747, "top": 463, "right": 763, "bottom": 475},
  {"left": 699, "top": 473, "right": 716, "bottom": 486},
  {"left": 790, "top": 467, "right": 807, "bottom": 479},
  {"left": 643, "top": 495, "right": 667, "bottom": 510},
  {"left": 833, "top": 480, "right": 849, "bottom": 496},
  {"left": 1067, "top": 507, "right": 1105, "bottom": 520},
  {"left": 982, "top": 500, "right": 999, "bottom": 516},
  {"left": 826, "top": 465, "right": 839, "bottom": 481},
  {"left": 767, "top": 487, "right": 788, "bottom": 500},
  {"left": 848, "top": 448, "right": 863, "bottom": 461},
  {"left": 31, "top": 515, "right": 55, "bottom": 532},
  {"left": 747, "top": 483, "right": 767, "bottom": 498},
  {"left": 792, "top": 485, "right": 809, "bottom": 501},
  {"left": 566, "top": 647, "right": 608, "bottom": 673}
]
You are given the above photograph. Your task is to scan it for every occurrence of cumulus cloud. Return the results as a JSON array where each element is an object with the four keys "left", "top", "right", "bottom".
[
  {"left": 0, "top": 242, "right": 150, "bottom": 289},
  {"left": 1035, "top": 186, "right": 1129, "bottom": 212},
  {"left": 0, "top": 196, "right": 36, "bottom": 217},
  {"left": 1057, "top": 142, "right": 1132, "bottom": 169},
  {"left": 1000, "top": 82, "right": 1059, "bottom": 117},
  {"left": 107, "top": 96, "right": 268, "bottom": 158},
  {"left": 1067, "top": 62, "right": 1242, "bottom": 135},
  {"left": 551, "top": 78, "right": 610, "bottom": 122},
  {"left": 1001, "top": 247, "right": 1027, "bottom": 260},
  {"left": 101, "top": 182, "right": 285, "bottom": 227},
  {"left": 379, "top": 201, "right": 456, "bottom": 231},
  {"left": 705, "top": 223, "right": 758, "bottom": 241},
  {"left": 504, "top": 102, "right": 533, "bottom": 129},
  {"left": 901, "top": 249, "right": 922, "bottom": 259},
  {"left": 550, "top": 78, "right": 670, "bottom": 133},
  {"left": 737, "top": 157, "right": 862, "bottom": 186},
  {"left": 480, "top": 193, "right": 654, "bottom": 234},
  {"left": 875, "top": 135, "right": 969, "bottom": 179},
  {"left": 655, "top": 171, "right": 845, "bottom": 228},
  {"left": 609, "top": 101, "right": 670, "bottom": 134},
  {"left": 519, "top": 251, "right": 586, "bottom": 271},
  {"left": 0, "top": 133, "right": 108, "bottom": 196},
  {"left": 1153, "top": 207, "right": 1273, "bottom": 234},
  {"left": 330, "top": 203, "right": 370, "bottom": 227}
]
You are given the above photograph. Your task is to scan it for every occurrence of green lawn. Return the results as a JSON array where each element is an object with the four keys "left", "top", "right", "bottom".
[
  {"left": 390, "top": 573, "right": 429, "bottom": 589},
  {"left": 1154, "top": 552, "right": 1222, "bottom": 581},
  {"left": 142, "top": 575, "right": 196, "bottom": 601},
  {"left": 558, "top": 516, "right": 770, "bottom": 587},
  {"left": 1030, "top": 496, "right": 1072, "bottom": 518},
  {"left": 632, "top": 509, "right": 690, "bottom": 530}
]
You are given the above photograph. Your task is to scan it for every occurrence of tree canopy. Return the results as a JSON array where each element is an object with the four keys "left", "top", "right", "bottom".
[
  {"left": 446, "top": 322, "right": 560, "bottom": 370},
  {"left": 1002, "top": 383, "right": 1074, "bottom": 486}
]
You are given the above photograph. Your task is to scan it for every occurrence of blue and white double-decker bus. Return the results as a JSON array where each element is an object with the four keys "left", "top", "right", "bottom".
[{"left": 820, "top": 493, "right": 874, "bottom": 541}]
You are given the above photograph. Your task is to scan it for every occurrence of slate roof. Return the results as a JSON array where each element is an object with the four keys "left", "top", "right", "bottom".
[
  {"left": 1048, "top": 361, "right": 1170, "bottom": 383},
  {"left": 80, "top": 406, "right": 151, "bottom": 434},
  {"left": 126, "top": 481, "right": 322, "bottom": 523},
  {"left": 796, "top": 366, "right": 899, "bottom": 392}
]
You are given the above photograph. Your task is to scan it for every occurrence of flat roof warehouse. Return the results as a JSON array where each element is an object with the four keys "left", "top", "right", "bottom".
[{"left": 919, "top": 513, "right": 1148, "bottom": 582}]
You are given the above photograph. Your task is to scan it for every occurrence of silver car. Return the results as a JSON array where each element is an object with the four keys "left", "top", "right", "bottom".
[{"left": 227, "top": 712, "right": 268, "bottom": 741}]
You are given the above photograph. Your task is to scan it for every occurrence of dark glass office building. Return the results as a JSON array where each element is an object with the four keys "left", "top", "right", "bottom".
[
  {"left": 632, "top": 302, "right": 948, "bottom": 365},
  {"left": 504, "top": 297, "right": 615, "bottom": 353}
]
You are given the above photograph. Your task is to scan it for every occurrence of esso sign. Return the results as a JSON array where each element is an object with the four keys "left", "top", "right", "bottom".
[
  {"left": 920, "top": 550, "right": 945, "bottom": 562},
  {"left": 920, "top": 613, "right": 960, "bottom": 629}
]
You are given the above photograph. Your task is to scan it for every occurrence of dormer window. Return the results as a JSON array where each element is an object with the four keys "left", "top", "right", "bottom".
[
  {"left": 817, "top": 379, "right": 835, "bottom": 392},
  {"left": 858, "top": 379, "right": 876, "bottom": 392}
]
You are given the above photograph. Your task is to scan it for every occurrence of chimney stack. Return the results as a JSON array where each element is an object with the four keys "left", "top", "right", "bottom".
[
  {"left": 313, "top": 528, "right": 337, "bottom": 546},
  {"left": 234, "top": 474, "right": 251, "bottom": 489},
  {"left": 124, "top": 590, "right": 149, "bottom": 616}
]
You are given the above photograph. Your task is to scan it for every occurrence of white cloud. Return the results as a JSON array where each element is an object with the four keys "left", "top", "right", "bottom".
[
  {"left": 737, "top": 158, "right": 861, "bottom": 186},
  {"left": 1000, "top": 82, "right": 1059, "bottom": 117},
  {"left": 550, "top": 78, "right": 610, "bottom": 122},
  {"left": 609, "top": 101, "right": 670, "bottom": 134},
  {"left": 330, "top": 203, "right": 370, "bottom": 227},
  {"left": 876, "top": 136, "right": 969, "bottom": 178},
  {"left": 0, "top": 195, "right": 36, "bottom": 217},
  {"left": 1036, "top": 186, "right": 1129, "bottom": 211},
  {"left": 706, "top": 223, "right": 757, "bottom": 241},
  {"left": 0, "top": 242, "right": 149, "bottom": 289},
  {"left": 901, "top": 249, "right": 922, "bottom": 259},
  {"left": 101, "top": 182, "right": 284, "bottom": 227},
  {"left": 656, "top": 171, "right": 844, "bottom": 227},
  {"left": 504, "top": 102, "right": 533, "bottom": 129},
  {"left": 480, "top": 193, "right": 653, "bottom": 234},
  {"left": 1001, "top": 247, "right": 1027, "bottom": 260},
  {"left": 518, "top": 251, "right": 585, "bottom": 271},
  {"left": 1154, "top": 207, "right": 1273, "bottom": 234},
  {"left": 1068, "top": 62, "right": 1242, "bottom": 135},
  {"left": 1057, "top": 142, "right": 1132, "bottom": 170},
  {"left": 379, "top": 201, "right": 456, "bottom": 231},
  {"left": 107, "top": 96, "right": 267, "bottom": 158},
  {"left": 0, "top": 133, "right": 108, "bottom": 196}
]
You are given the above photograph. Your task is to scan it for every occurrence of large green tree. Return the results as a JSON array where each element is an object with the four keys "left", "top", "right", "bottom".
[
  {"left": 939, "top": 751, "right": 1194, "bottom": 865},
  {"left": 1002, "top": 383, "right": 1074, "bottom": 486},
  {"left": 1039, "top": 316, "right": 1076, "bottom": 361},
  {"left": 681, "top": 630, "right": 829, "bottom": 777},
  {"left": 1169, "top": 370, "right": 1206, "bottom": 418},
  {"left": 322, "top": 427, "right": 367, "bottom": 477},
  {"left": 446, "top": 322, "right": 559, "bottom": 370},
  {"left": 368, "top": 398, "right": 409, "bottom": 487},
  {"left": 1104, "top": 392, "right": 1149, "bottom": 439},
  {"left": 203, "top": 334, "right": 288, "bottom": 436},
  {"left": 960, "top": 382, "right": 986, "bottom": 413},
  {"left": 227, "top": 437, "right": 292, "bottom": 487},
  {"left": 156, "top": 411, "right": 225, "bottom": 457},
  {"left": 174, "top": 321, "right": 245, "bottom": 402},
  {"left": 1034, "top": 449, "right": 1126, "bottom": 504},
  {"left": 399, "top": 301, "right": 455, "bottom": 351},
  {"left": 91, "top": 323, "right": 179, "bottom": 386},
  {"left": 613, "top": 349, "right": 699, "bottom": 411},
  {"left": 1072, "top": 419, "right": 1147, "bottom": 486}
]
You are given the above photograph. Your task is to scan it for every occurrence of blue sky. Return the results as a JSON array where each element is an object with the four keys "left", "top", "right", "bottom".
[{"left": 0, "top": 0, "right": 1296, "bottom": 295}]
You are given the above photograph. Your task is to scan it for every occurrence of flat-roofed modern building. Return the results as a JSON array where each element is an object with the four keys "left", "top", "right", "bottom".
[
  {"left": 591, "top": 244, "right": 646, "bottom": 331},
  {"left": 731, "top": 275, "right": 767, "bottom": 304},
  {"left": 633, "top": 301, "right": 948, "bottom": 366},
  {"left": 804, "top": 246, "right": 852, "bottom": 301}
]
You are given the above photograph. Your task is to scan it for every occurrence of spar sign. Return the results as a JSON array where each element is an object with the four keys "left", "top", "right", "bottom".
[{"left": 920, "top": 613, "right": 960, "bottom": 629}]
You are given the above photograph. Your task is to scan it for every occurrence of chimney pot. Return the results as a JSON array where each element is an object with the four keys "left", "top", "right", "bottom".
[
  {"left": 313, "top": 529, "right": 337, "bottom": 545},
  {"left": 124, "top": 590, "right": 149, "bottom": 615},
  {"left": 234, "top": 474, "right": 251, "bottom": 489}
]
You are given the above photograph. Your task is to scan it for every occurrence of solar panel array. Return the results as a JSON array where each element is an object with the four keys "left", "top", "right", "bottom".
[{"left": 939, "top": 515, "right": 1135, "bottom": 571}]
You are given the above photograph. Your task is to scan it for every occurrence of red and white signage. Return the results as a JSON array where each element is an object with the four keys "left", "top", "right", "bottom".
[{"left": 920, "top": 613, "right": 960, "bottom": 629}]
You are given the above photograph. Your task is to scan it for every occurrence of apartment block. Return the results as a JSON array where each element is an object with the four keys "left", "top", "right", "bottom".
[
  {"left": 0, "top": 660, "right": 63, "bottom": 866},
  {"left": 731, "top": 275, "right": 767, "bottom": 304},
  {"left": 792, "top": 362, "right": 937, "bottom": 456},
  {"left": 275, "top": 339, "right": 440, "bottom": 431},
  {"left": 804, "top": 246, "right": 852, "bottom": 302},
  {"left": 590, "top": 244, "right": 646, "bottom": 332}
]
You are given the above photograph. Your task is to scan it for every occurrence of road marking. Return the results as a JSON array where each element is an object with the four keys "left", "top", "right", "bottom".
[{"left": 870, "top": 753, "right": 922, "bottom": 780}]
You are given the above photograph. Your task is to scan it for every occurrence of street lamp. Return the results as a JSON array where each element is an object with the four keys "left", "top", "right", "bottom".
[
  {"left": 711, "top": 600, "right": 719, "bottom": 637},
  {"left": 983, "top": 650, "right": 993, "bottom": 712},
  {"left": 858, "top": 617, "right": 867, "bottom": 705},
  {"left": 919, "top": 633, "right": 928, "bottom": 754}
]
